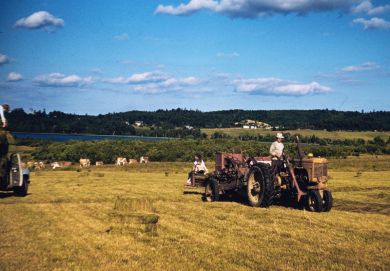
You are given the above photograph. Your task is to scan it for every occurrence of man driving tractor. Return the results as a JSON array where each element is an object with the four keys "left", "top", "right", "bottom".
[
  {"left": 269, "top": 132, "right": 306, "bottom": 201},
  {"left": 269, "top": 132, "right": 284, "bottom": 174}
]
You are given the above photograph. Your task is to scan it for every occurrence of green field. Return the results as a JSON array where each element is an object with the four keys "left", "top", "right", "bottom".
[
  {"left": 0, "top": 157, "right": 389, "bottom": 270},
  {"left": 202, "top": 128, "right": 390, "bottom": 141}
]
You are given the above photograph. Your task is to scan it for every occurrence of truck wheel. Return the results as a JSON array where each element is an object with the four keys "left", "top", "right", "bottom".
[
  {"left": 306, "top": 190, "right": 323, "bottom": 212},
  {"left": 322, "top": 190, "right": 333, "bottom": 212},
  {"left": 13, "top": 175, "right": 29, "bottom": 197},
  {"left": 204, "top": 179, "right": 219, "bottom": 202},
  {"left": 247, "top": 166, "right": 273, "bottom": 208}
]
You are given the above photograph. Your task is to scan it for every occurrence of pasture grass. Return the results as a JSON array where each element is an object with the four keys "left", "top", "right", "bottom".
[
  {"left": 202, "top": 128, "right": 390, "bottom": 141},
  {"left": 0, "top": 158, "right": 389, "bottom": 270}
]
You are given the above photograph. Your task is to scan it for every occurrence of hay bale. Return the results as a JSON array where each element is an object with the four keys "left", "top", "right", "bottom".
[
  {"left": 113, "top": 197, "right": 156, "bottom": 213},
  {"left": 110, "top": 197, "right": 159, "bottom": 236}
]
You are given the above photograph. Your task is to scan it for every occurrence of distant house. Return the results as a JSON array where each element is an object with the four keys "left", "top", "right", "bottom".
[
  {"left": 239, "top": 119, "right": 273, "bottom": 130},
  {"left": 134, "top": 121, "right": 143, "bottom": 127}
]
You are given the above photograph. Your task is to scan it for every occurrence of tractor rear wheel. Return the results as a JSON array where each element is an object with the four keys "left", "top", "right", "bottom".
[
  {"left": 322, "top": 190, "right": 333, "bottom": 212},
  {"left": 204, "top": 179, "right": 219, "bottom": 202},
  {"left": 247, "top": 165, "right": 273, "bottom": 207},
  {"left": 306, "top": 190, "right": 323, "bottom": 212}
]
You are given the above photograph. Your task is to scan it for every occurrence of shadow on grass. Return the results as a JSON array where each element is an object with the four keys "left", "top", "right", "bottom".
[
  {"left": 0, "top": 191, "right": 15, "bottom": 199},
  {"left": 0, "top": 192, "right": 31, "bottom": 200},
  {"left": 183, "top": 191, "right": 203, "bottom": 195},
  {"left": 333, "top": 199, "right": 389, "bottom": 215},
  {"left": 200, "top": 192, "right": 306, "bottom": 211}
]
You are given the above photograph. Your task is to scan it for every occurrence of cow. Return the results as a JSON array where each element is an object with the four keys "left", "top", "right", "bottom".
[
  {"left": 27, "top": 161, "right": 45, "bottom": 170},
  {"left": 128, "top": 159, "right": 138, "bottom": 164},
  {"left": 79, "top": 158, "right": 91, "bottom": 168},
  {"left": 35, "top": 161, "right": 45, "bottom": 170},
  {"left": 116, "top": 157, "right": 128, "bottom": 166},
  {"left": 95, "top": 161, "right": 104, "bottom": 166},
  {"left": 51, "top": 161, "right": 72, "bottom": 169},
  {"left": 38, "top": 161, "right": 45, "bottom": 169},
  {"left": 140, "top": 156, "right": 149, "bottom": 164}
]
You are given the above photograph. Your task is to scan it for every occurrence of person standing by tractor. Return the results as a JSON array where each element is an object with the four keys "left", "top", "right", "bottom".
[{"left": 0, "top": 104, "right": 12, "bottom": 180}]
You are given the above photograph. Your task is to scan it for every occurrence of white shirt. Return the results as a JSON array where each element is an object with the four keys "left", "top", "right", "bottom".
[
  {"left": 0, "top": 105, "right": 6, "bottom": 127},
  {"left": 270, "top": 141, "right": 284, "bottom": 159},
  {"left": 194, "top": 160, "right": 208, "bottom": 173}
]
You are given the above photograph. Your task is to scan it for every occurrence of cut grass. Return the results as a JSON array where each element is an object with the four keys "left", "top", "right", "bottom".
[{"left": 0, "top": 158, "right": 389, "bottom": 270}]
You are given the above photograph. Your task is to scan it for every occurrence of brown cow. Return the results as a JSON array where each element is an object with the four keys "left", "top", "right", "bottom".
[
  {"left": 140, "top": 156, "right": 149, "bottom": 164},
  {"left": 79, "top": 158, "right": 91, "bottom": 168},
  {"left": 128, "top": 159, "right": 138, "bottom": 164},
  {"left": 116, "top": 157, "right": 128, "bottom": 166},
  {"left": 51, "top": 161, "right": 72, "bottom": 169},
  {"left": 95, "top": 161, "right": 104, "bottom": 166}
]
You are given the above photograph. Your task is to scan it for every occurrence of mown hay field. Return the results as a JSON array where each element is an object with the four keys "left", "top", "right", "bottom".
[
  {"left": 1, "top": 158, "right": 389, "bottom": 270},
  {"left": 201, "top": 128, "right": 390, "bottom": 141}
]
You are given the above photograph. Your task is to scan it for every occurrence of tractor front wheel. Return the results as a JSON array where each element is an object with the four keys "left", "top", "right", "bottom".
[
  {"left": 322, "top": 190, "right": 333, "bottom": 212},
  {"left": 306, "top": 190, "right": 323, "bottom": 212}
]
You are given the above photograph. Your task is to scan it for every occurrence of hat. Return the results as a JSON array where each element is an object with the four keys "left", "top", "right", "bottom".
[{"left": 276, "top": 132, "right": 284, "bottom": 139}]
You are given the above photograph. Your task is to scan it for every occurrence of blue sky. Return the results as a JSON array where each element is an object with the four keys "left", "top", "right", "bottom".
[{"left": 0, "top": 0, "right": 389, "bottom": 114}]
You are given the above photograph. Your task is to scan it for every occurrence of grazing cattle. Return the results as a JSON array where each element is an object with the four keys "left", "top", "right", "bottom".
[
  {"left": 34, "top": 161, "right": 45, "bottom": 170},
  {"left": 38, "top": 161, "right": 45, "bottom": 169},
  {"left": 116, "top": 157, "right": 128, "bottom": 166},
  {"left": 140, "top": 156, "right": 149, "bottom": 164},
  {"left": 128, "top": 159, "right": 138, "bottom": 164},
  {"left": 79, "top": 158, "right": 91, "bottom": 168},
  {"left": 51, "top": 161, "right": 72, "bottom": 169},
  {"left": 95, "top": 161, "right": 104, "bottom": 166},
  {"left": 27, "top": 161, "right": 45, "bottom": 170}
]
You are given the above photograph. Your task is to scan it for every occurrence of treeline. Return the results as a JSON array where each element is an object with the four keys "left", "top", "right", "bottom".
[
  {"left": 7, "top": 108, "right": 390, "bottom": 134},
  {"left": 29, "top": 138, "right": 390, "bottom": 163},
  {"left": 212, "top": 132, "right": 390, "bottom": 147},
  {"left": 8, "top": 109, "right": 205, "bottom": 138}
]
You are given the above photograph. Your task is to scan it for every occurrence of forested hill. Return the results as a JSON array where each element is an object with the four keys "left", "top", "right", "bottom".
[{"left": 8, "top": 108, "right": 390, "bottom": 135}]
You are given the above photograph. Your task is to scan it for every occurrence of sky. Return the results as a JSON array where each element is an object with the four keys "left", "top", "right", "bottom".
[{"left": 0, "top": 0, "right": 389, "bottom": 115}]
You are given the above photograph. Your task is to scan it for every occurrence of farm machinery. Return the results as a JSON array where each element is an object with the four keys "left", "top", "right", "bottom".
[
  {"left": 0, "top": 153, "right": 30, "bottom": 196},
  {"left": 198, "top": 138, "right": 333, "bottom": 212}
]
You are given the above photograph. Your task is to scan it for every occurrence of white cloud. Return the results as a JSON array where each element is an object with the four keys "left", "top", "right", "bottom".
[
  {"left": 155, "top": 0, "right": 355, "bottom": 17},
  {"left": 0, "top": 53, "right": 10, "bottom": 65},
  {"left": 341, "top": 62, "right": 380, "bottom": 72},
  {"left": 34, "top": 73, "right": 95, "bottom": 87},
  {"left": 133, "top": 76, "right": 201, "bottom": 93},
  {"left": 7, "top": 72, "right": 23, "bottom": 82},
  {"left": 105, "top": 71, "right": 201, "bottom": 93},
  {"left": 353, "top": 17, "right": 390, "bottom": 29},
  {"left": 217, "top": 52, "right": 240, "bottom": 58},
  {"left": 105, "top": 71, "right": 169, "bottom": 84},
  {"left": 15, "top": 11, "right": 64, "bottom": 29},
  {"left": 352, "top": 1, "right": 390, "bottom": 15},
  {"left": 114, "top": 33, "right": 129, "bottom": 41},
  {"left": 232, "top": 77, "right": 330, "bottom": 96}
]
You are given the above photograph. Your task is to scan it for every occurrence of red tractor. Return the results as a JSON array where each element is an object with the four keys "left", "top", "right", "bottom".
[{"left": 201, "top": 139, "right": 333, "bottom": 212}]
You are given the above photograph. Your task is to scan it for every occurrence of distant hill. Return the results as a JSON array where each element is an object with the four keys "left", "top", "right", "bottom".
[{"left": 8, "top": 108, "right": 390, "bottom": 135}]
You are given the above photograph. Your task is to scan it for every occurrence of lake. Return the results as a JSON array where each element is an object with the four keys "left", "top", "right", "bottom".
[{"left": 13, "top": 132, "right": 170, "bottom": 142}]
